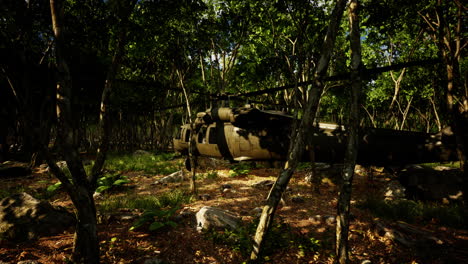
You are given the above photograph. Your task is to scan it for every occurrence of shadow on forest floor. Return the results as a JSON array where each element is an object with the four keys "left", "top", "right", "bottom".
[{"left": 0, "top": 156, "right": 467, "bottom": 264}]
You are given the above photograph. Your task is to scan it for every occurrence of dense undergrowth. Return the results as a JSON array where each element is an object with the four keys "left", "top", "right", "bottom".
[{"left": 358, "top": 196, "right": 468, "bottom": 229}]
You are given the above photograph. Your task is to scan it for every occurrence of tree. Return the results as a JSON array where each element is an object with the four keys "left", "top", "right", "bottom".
[
  {"left": 0, "top": 0, "right": 54, "bottom": 164},
  {"left": 419, "top": 0, "right": 467, "bottom": 196},
  {"left": 336, "top": 0, "right": 362, "bottom": 263},
  {"left": 250, "top": 0, "right": 348, "bottom": 261},
  {"left": 352, "top": 0, "right": 442, "bottom": 131},
  {"left": 46, "top": 0, "right": 136, "bottom": 262}
]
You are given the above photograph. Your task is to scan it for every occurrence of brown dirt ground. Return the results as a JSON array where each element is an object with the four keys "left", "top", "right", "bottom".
[{"left": 1, "top": 158, "right": 467, "bottom": 264}]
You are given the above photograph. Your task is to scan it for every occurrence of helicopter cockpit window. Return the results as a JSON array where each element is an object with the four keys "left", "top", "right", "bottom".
[
  {"left": 198, "top": 127, "right": 207, "bottom": 143},
  {"left": 208, "top": 127, "right": 217, "bottom": 144},
  {"left": 184, "top": 129, "right": 191, "bottom": 142}
]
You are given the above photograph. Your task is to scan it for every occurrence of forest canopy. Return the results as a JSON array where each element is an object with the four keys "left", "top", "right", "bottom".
[
  {"left": 1, "top": 0, "right": 465, "bottom": 157},
  {"left": 0, "top": 1, "right": 466, "bottom": 263}
]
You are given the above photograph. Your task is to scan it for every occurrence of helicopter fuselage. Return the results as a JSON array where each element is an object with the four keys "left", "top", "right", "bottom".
[{"left": 173, "top": 107, "right": 459, "bottom": 166}]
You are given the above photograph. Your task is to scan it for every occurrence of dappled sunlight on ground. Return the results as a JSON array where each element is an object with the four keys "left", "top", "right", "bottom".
[{"left": 0, "top": 157, "right": 467, "bottom": 263}]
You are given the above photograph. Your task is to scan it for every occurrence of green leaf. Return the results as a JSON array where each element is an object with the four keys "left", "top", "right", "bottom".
[
  {"left": 113, "top": 179, "right": 130, "bottom": 186},
  {"left": 149, "top": 221, "right": 165, "bottom": 231},
  {"left": 165, "top": 220, "right": 177, "bottom": 228},
  {"left": 47, "top": 182, "right": 62, "bottom": 193},
  {"left": 95, "top": 185, "right": 111, "bottom": 193}
]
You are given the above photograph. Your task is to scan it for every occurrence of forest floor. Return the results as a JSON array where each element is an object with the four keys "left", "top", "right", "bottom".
[{"left": 1, "top": 156, "right": 468, "bottom": 264}]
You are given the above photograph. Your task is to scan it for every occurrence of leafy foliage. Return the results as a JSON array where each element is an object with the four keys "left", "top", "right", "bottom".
[
  {"left": 205, "top": 218, "right": 321, "bottom": 258},
  {"left": 95, "top": 173, "right": 130, "bottom": 193},
  {"left": 229, "top": 162, "right": 254, "bottom": 177},
  {"left": 130, "top": 206, "right": 179, "bottom": 232},
  {"left": 129, "top": 189, "right": 192, "bottom": 232},
  {"left": 105, "top": 152, "right": 180, "bottom": 175},
  {"left": 358, "top": 196, "right": 468, "bottom": 229},
  {"left": 98, "top": 189, "right": 191, "bottom": 232},
  {"left": 98, "top": 189, "right": 192, "bottom": 213}
]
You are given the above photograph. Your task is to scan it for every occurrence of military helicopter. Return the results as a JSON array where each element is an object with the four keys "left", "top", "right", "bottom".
[{"left": 173, "top": 105, "right": 459, "bottom": 166}]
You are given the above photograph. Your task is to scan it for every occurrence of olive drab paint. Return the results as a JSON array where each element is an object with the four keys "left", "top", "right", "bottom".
[{"left": 174, "top": 106, "right": 460, "bottom": 166}]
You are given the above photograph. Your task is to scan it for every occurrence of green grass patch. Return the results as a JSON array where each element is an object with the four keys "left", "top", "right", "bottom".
[
  {"left": 297, "top": 162, "right": 312, "bottom": 171},
  {"left": 105, "top": 152, "right": 181, "bottom": 175},
  {"left": 0, "top": 186, "right": 27, "bottom": 200},
  {"left": 358, "top": 196, "right": 468, "bottom": 228},
  {"left": 201, "top": 170, "right": 219, "bottom": 180},
  {"left": 420, "top": 161, "right": 461, "bottom": 169},
  {"left": 205, "top": 218, "right": 321, "bottom": 259},
  {"left": 98, "top": 189, "right": 192, "bottom": 232},
  {"left": 98, "top": 189, "right": 192, "bottom": 213},
  {"left": 229, "top": 162, "right": 254, "bottom": 177}
]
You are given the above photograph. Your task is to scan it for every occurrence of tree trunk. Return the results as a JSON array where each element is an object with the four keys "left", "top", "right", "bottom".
[
  {"left": 49, "top": 1, "right": 99, "bottom": 263},
  {"left": 336, "top": 1, "right": 362, "bottom": 263},
  {"left": 71, "top": 186, "right": 99, "bottom": 264},
  {"left": 432, "top": 0, "right": 468, "bottom": 203},
  {"left": 250, "top": 0, "right": 348, "bottom": 261},
  {"left": 91, "top": 0, "right": 137, "bottom": 186},
  {"left": 178, "top": 68, "right": 198, "bottom": 194}
]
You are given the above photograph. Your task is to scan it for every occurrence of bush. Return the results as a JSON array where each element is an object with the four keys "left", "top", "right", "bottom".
[
  {"left": 358, "top": 196, "right": 468, "bottom": 228},
  {"left": 229, "top": 163, "right": 254, "bottom": 177},
  {"left": 98, "top": 189, "right": 192, "bottom": 232},
  {"left": 95, "top": 173, "right": 131, "bottom": 193},
  {"left": 205, "top": 218, "right": 321, "bottom": 258}
]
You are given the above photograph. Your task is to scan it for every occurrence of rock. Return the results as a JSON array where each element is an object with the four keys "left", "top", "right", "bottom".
[
  {"left": 0, "top": 193, "right": 75, "bottom": 242},
  {"left": 309, "top": 215, "right": 323, "bottom": 225},
  {"left": 0, "top": 161, "right": 31, "bottom": 178},
  {"left": 196, "top": 206, "right": 241, "bottom": 232},
  {"left": 119, "top": 214, "right": 137, "bottom": 221},
  {"left": 398, "top": 166, "right": 463, "bottom": 201},
  {"left": 324, "top": 215, "right": 336, "bottom": 226},
  {"left": 199, "top": 194, "right": 211, "bottom": 201},
  {"left": 383, "top": 180, "right": 406, "bottom": 201},
  {"left": 251, "top": 180, "right": 274, "bottom": 189},
  {"left": 56, "top": 161, "right": 67, "bottom": 169},
  {"left": 158, "top": 171, "right": 185, "bottom": 184},
  {"left": 93, "top": 192, "right": 104, "bottom": 201},
  {"left": 309, "top": 215, "right": 336, "bottom": 226},
  {"left": 251, "top": 207, "right": 263, "bottom": 217},
  {"left": 179, "top": 207, "right": 193, "bottom": 218}
]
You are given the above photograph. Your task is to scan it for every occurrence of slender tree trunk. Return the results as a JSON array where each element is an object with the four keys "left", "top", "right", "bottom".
[
  {"left": 178, "top": 69, "right": 198, "bottom": 195},
  {"left": 91, "top": 0, "right": 137, "bottom": 186},
  {"left": 250, "top": 0, "right": 347, "bottom": 261},
  {"left": 49, "top": 1, "right": 99, "bottom": 263},
  {"left": 336, "top": 1, "right": 361, "bottom": 263},
  {"left": 432, "top": 0, "right": 468, "bottom": 202}
]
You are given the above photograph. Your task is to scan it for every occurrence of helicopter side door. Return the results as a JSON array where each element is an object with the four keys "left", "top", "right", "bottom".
[
  {"left": 173, "top": 125, "right": 191, "bottom": 154},
  {"left": 196, "top": 124, "right": 222, "bottom": 158}
]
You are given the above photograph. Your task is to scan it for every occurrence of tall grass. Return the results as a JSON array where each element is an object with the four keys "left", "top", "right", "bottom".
[
  {"left": 98, "top": 189, "right": 192, "bottom": 213},
  {"left": 105, "top": 152, "right": 180, "bottom": 175},
  {"left": 205, "top": 218, "right": 322, "bottom": 259}
]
